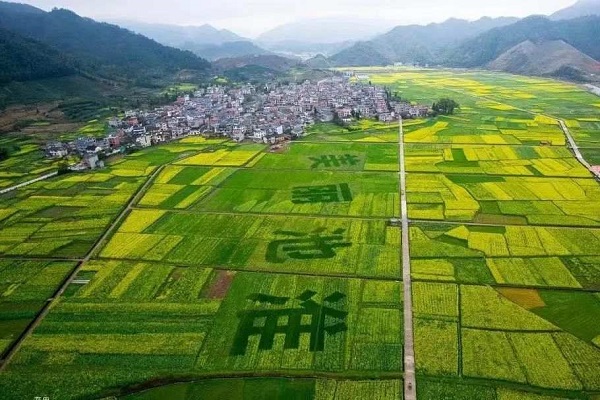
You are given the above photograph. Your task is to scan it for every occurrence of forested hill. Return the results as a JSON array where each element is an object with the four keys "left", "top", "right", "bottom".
[
  {"left": 0, "top": 27, "right": 77, "bottom": 84},
  {"left": 447, "top": 16, "right": 600, "bottom": 68},
  {"left": 0, "top": 2, "right": 211, "bottom": 82}
]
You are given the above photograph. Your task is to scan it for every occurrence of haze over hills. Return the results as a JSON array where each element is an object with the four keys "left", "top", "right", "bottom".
[
  {"left": 328, "top": 17, "right": 519, "bottom": 66},
  {"left": 257, "top": 17, "right": 397, "bottom": 44},
  {"left": 261, "top": 40, "right": 354, "bottom": 59},
  {"left": 181, "top": 40, "right": 273, "bottom": 61},
  {"left": 213, "top": 54, "right": 302, "bottom": 72},
  {"left": 550, "top": 0, "right": 600, "bottom": 20},
  {"left": 256, "top": 17, "right": 397, "bottom": 58},
  {"left": 110, "top": 20, "right": 278, "bottom": 61},
  {"left": 113, "top": 20, "right": 246, "bottom": 46}
]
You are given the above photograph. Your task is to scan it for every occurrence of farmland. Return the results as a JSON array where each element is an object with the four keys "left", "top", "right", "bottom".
[
  {"left": 363, "top": 68, "right": 600, "bottom": 400},
  {"left": 2, "top": 264, "right": 404, "bottom": 399},
  {"left": 0, "top": 68, "right": 599, "bottom": 400},
  {"left": 0, "top": 135, "right": 62, "bottom": 189}
]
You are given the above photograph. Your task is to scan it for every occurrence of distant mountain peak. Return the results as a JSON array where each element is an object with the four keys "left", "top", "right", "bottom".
[
  {"left": 488, "top": 39, "right": 600, "bottom": 80},
  {"left": 329, "top": 16, "right": 519, "bottom": 67},
  {"left": 0, "top": 1, "right": 44, "bottom": 14},
  {"left": 257, "top": 17, "right": 397, "bottom": 44},
  {"left": 181, "top": 40, "right": 272, "bottom": 61},
  {"left": 110, "top": 20, "right": 246, "bottom": 47},
  {"left": 551, "top": 0, "right": 600, "bottom": 20}
]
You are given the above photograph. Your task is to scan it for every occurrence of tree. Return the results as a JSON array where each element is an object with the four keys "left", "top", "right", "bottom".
[
  {"left": 332, "top": 111, "right": 344, "bottom": 127},
  {"left": 432, "top": 98, "right": 460, "bottom": 115},
  {"left": 57, "top": 160, "right": 70, "bottom": 175},
  {"left": 0, "top": 147, "right": 9, "bottom": 161}
]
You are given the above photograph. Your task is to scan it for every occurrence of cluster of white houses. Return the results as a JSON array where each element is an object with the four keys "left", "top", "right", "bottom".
[{"left": 46, "top": 77, "right": 431, "bottom": 166}]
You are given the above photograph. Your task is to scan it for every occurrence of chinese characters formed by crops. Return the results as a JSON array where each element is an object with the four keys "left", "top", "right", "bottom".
[
  {"left": 230, "top": 290, "right": 348, "bottom": 356},
  {"left": 291, "top": 183, "right": 353, "bottom": 204},
  {"left": 266, "top": 228, "right": 352, "bottom": 263},
  {"left": 310, "top": 154, "right": 360, "bottom": 169}
]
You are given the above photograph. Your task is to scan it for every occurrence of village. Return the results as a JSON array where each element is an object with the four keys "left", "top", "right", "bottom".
[{"left": 45, "top": 76, "right": 432, "bottom": 169}]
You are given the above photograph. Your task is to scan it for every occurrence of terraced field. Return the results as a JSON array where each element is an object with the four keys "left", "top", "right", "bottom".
[{"left": 0, "top": 69, "right": 599, "bottom": 400}]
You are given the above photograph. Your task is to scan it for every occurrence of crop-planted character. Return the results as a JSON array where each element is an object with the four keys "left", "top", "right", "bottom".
[
  {"left": 291, "top": 183, "right": 352, "bottom": 204},
  {"left": 230, "top": 290, "right": 348, "bottom": 356},
  {"left": 266, "top": 228, "right": 351, "bottom": 263},
  {"left": 309, "top": 154, "right": 360, "bottom": 169}
]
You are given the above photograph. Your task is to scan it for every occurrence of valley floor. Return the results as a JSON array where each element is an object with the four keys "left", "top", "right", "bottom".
[{"left": 0, "top": 69, "right": 599, "bottom": 400}]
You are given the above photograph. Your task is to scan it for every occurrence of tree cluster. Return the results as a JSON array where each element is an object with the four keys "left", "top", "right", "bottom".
[{"left": 432, "top": 98, "right": 460, "bottom": 115}]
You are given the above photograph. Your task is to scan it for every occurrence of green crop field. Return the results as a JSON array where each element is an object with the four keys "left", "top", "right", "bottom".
[
  {"left": 0, "top": 135, "right": 61, "bottom": 189},
  {"left": 361, "top": 68, "right": 600, "bottom": 400},
  {"left": 0, "top": 68, "right": 599, "bottom": 400}
]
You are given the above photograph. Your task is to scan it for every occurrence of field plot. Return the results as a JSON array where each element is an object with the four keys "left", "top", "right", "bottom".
[
  {"left": 407, "top": 173, "right": 600, "bottom": 226},
  {"left": 190, "top": 169, "right": 399, "bottom": 217},
  {"left": 411, "top": 282, "right": 600, "bottom": 394},
  {"left": 402, "top": 113, "right": 565, "bottom": 146},
  {"left": 301, "top": 120, "right": 400, "bottom": 142},
  {"left": 405, "top": 144, "right": 590, "bottom": 177},
  {"left": 255, "top": 142, "right": 399, "bottom": 172},
  {"left": 0, "top": 262, "right": 403, "bottom": 399},
  {"left": 0, "top": 260, "right": 76, "bottom": 355},
  {"left": 410, "top": 223, "right": 600, "bottom": 289},
  {"left": 0, "top": 169, "right": 145, "bottom": 258},
  {"left": 101, "top": 212, "right": 401, "bottom": 278},
  {"left": 173, "top": 144, "right": 266, "bottom": 167},
  {"left": 367, "top": 69, "right": 600, "bottom": 150},
  {"left": 140, "top": 167, "right": 399, "bottom": 217},
  {"left": 417, "top": 378, "right": 588, "bottom": 400},
  {"left": 138, "top": 166, "right": 235, "bottom": 209},
  {"left": 111, "top": 139, "right": 221, "bottom": 170},
  {"left": 121, "top": 378, "right": 403, "bottom": 400},
  {"left": 3, "top": 69, "right": 600, "bottom": 400},
  {"left": 0, "top": 136, "right": 60, "bottom": 189},
  {"left": 411, "top": 223, "right": 600, "bottom": 259},
  {"left": 0, "top": 137, "right": 231, "bottom": 258}
]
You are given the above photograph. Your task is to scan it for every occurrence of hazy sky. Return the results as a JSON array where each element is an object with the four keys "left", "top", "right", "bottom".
[{"left": 9, "top": 0, "right": 578, "bottom": 37}]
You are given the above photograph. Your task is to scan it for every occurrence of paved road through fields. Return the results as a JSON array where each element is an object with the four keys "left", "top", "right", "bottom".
[
  {"left": 0, "top": 171, "right": 58, "bottom": 194},
  {"left": 399, "top": 117, "right": 417, "bottom": 399},
  {"left": 559, "top": 120, "right": 600, "bottom": 180}
]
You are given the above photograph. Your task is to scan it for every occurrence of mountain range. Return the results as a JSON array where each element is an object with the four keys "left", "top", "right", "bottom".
[
  {"left": 111, "top": 20, "right": 274, "bottom": 61},
  {"left": 447, "top": 15, "right": 600, "bottom": 68},
  {"left": 550, "top": 0, "right": 600, "bottom": 20},
  {"left": 1, "top": 0, "right": 600, "bottom": 107},
  {"left": 328, "top": 17, "right": 519, "bottom": 66},
  {"left": 113, "top": 20, "right": 246, "bottom": 46},
  {"left": 320, "top": 0, "right": 600, "bottom": 81},
  {"left": 0, "top": 2, "right": 210, "bottom": 84},
  {"left": 257, "top": 17, "right": 397, "bottom": 44},
  {"left": 488, "top": 39, "right": 600, "bottom": 79}
]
